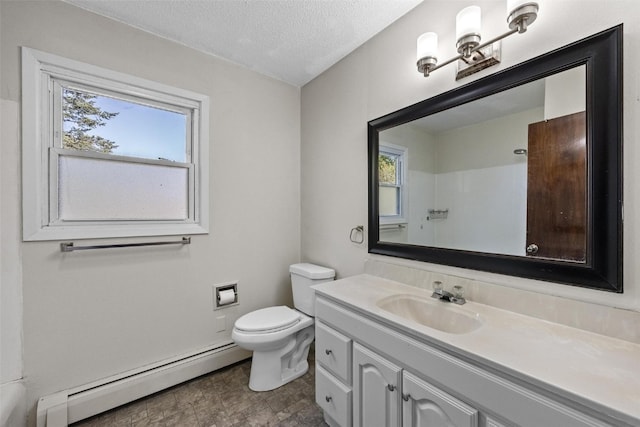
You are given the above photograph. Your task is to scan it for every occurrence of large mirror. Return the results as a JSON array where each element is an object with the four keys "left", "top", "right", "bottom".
[{"left": 368, "top": 26, "right": 622, "bottom": 292}]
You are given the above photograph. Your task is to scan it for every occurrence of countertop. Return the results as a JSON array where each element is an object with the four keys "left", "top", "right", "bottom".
[{"left": 313, "top": 274, "right": 640, "bottom": 425}]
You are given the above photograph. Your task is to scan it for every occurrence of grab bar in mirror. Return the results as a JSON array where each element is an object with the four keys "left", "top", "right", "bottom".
[{"left": 379, "top": 224, "right": 406, "bottom": 230}]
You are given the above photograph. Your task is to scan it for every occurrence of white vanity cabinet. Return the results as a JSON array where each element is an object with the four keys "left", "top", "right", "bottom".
[
  {"left": 352, "top": 342, "right": 478, "bottom": 427},
  {"left": 314, "top": 292, "right": 624, "bottom": 427}
]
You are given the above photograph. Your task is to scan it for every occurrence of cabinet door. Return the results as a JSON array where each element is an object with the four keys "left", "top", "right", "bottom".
[
  {"left": 353, "top": 343, "right": 402, "bottom": 427},
  {"left": 402, "top": 371, "right": 478, "bottom": 427}
]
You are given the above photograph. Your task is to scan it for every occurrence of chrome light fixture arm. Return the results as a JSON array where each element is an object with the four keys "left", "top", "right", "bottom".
[
  {"left": 418, "top": 27, "right": 517, "bottom": 77},
  {"left": 417, "top": 2, "right": 538, "bottom": 79}
]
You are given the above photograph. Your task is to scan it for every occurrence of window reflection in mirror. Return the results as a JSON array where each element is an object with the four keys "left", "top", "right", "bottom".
[
  {"left": 377, "top": 65, "right": 586, "bottom": 262},
  {"left": 379, "top": 144, "right": 407, "bottom": 227}
]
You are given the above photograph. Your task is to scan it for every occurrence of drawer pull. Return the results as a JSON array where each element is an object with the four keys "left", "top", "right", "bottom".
[
  {"left": 402, "top": 393, "right": 411, "bottom": 401},
  {"left": 325, "top": 395, "right": 332, "bottom": 402},
  {"left": 325, "top": 349, "right": 332, "bottom": 355},
  {"left": 387, "top": 384, "right": 396, "bottom": 392}
]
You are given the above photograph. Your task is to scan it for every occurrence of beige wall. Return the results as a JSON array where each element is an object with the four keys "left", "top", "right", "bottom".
[
  {"left": 544, "top": 65, "right": 587, "bottom": 120},
  {"left": 1, "top": 0, "right": 300, "bottom": 422},
  {"left": 301, "top": 0, "right": 640, "bottom": 310},
  {"left": 381, "top": 124, "right": 435, "bottom": 173},
  {"left": 1, "top": 100, "right": 23, "bottom": 385}
]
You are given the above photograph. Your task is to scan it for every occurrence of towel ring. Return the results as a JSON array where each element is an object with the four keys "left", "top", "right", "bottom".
[{"left": 350, "top": 225, "right": 364, "bottom": 244}]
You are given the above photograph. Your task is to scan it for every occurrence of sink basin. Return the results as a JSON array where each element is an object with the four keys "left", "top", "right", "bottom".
[{"left": 376, "top": 294, "right": 482, "bottom": 334}]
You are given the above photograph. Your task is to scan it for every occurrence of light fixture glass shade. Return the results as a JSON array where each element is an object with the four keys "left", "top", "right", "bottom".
[
  {"left": 417, "top": 32, "right": 438, "bottom": 60},
  {"left": 507, "top": 0, "right": 533, "bottom": 14},
  {"left": 456, "top": 6, "right": 481, "bottom": 42}
]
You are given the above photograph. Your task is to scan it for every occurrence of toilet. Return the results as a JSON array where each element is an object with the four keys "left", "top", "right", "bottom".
[{"left": 232, "top": 263, "right": 335, "bottom": 391}]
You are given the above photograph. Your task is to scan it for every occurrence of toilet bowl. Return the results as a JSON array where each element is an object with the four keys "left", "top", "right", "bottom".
[{"left": 232, "top": 263, "right": 335, "bottom": 391}]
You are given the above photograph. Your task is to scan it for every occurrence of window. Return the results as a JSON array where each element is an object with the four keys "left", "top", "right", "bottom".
[
  {"left": 378, "top": 143, "right": 407, "bottom": 224},
  {"left": 22, "top": 48, "right": 209, "bottom": 240}
]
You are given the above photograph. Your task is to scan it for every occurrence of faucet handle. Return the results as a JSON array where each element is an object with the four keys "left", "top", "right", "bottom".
[
  {"left": 451, "top": 285, "right": 467, "bottom": 304},
  {"left": 452, "top": 285, "right": 464, "bottom": 299},
  {"left": 432, "top": 281, "right": 443, "bottom": 293}
]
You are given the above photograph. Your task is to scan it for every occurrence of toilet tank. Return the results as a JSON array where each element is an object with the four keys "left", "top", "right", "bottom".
[{"left": 289, "top": 263, "right": 335, "bottom": 316}]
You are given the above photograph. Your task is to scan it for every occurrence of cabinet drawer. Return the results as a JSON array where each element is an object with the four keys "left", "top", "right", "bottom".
[
  {"left": 316, "top": 364, "right": 352, "bottom": 427},
  {"left": 316, "top": 320, "right": 352, "bottom": 384}
]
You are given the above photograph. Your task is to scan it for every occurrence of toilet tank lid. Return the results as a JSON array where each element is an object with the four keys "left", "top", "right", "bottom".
[{"left": 290, "top": 263, "right": 335, "bottom": 279}]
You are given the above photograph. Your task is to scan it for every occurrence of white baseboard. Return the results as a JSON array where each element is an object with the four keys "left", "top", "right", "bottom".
[{"left": 37, "top": 341, "right": 250, "bottom": 427}]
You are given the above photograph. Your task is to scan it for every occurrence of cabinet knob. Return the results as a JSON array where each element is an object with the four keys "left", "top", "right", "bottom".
[
  {"left": 387, "top": 384, "right": 396, "bottom": 392},
  {"left": 402, "top": 393, "right": 411, "bottom": 401},
  {"left": 325, "top": 395, "right": 332, "bottom": 402},
  {"left": 325, "top": 349, "right": 332, "bottom": 355}
]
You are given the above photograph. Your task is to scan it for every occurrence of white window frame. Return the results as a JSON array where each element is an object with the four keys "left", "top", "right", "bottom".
[
  {"left": 21, "top": 47, "right": 210, "bottom": 241},
  {"left": 379, "top": 142, "right": 408, "bottom": 225}
]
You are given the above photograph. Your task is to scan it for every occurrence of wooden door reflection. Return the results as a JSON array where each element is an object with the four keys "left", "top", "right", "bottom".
[{"left": 526, "top": 111, "right": 587, "bottom": 261}]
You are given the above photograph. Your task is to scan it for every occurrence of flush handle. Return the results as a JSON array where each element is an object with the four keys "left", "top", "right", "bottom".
[{"left": 526, "top": 243, "right": 539, "bottom": 254}]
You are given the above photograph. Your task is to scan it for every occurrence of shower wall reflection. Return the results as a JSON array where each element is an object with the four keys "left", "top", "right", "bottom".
[{"left": 378, "top": 66, "right": 585, "bottom": 258}]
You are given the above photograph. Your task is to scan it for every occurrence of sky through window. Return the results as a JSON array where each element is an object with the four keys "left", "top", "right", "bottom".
[{"left": 63, "top": 90, "right": 188, "bottom": 162}]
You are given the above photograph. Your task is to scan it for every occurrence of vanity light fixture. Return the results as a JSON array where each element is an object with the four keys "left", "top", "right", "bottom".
[{"left": 417, "top": 1, "right": 539, "bottom": 80}]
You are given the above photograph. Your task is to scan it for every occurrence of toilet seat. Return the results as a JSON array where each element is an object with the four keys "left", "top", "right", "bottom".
[{"left": 234, "top": 306, "right": 301, "bottom": 334}]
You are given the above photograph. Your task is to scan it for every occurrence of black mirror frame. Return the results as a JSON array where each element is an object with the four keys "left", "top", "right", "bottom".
[{"left": 368, "top": 25, "right": 623, "bottom": 292}]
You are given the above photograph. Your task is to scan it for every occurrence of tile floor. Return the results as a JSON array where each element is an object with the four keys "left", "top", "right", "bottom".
[{"left": 71, "top": 352, "right": 326, "bottom": 427}]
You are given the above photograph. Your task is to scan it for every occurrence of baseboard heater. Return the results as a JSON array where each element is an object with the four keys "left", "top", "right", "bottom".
[{"left": 36, "top": 341, "right": 250, "bottom": 427}]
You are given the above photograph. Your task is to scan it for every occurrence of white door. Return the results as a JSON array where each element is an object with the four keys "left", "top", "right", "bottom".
[
  {"left": 353, "top": 343, "right": 402, "bottom": 427},
  {"left": 402, "top": 371, "right": 478, "bottom": 427}
]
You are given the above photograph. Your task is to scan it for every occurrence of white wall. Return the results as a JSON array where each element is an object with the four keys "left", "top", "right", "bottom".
[
  {"left": 301, "top": 0, "right": 640, "bottom": 311},
  {"left": 429, "top": 107, "right": 540, "bottom": 254},
  {"left": 1, "top": 1, "right": 301, "bottom": 424},
  {"left": 1, "top": 99, "right": 23, "bottom": 386},
  {"left": 435, "top": 163, "right": 527, "bottom": 255},
  {"left": 407, "top": 170, "right": 436, "bottom": 245}
]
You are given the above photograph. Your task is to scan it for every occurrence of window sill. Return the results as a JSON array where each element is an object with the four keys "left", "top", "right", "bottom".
[{"left": 23, "top": 223, "right": 208, "bottom": 242}]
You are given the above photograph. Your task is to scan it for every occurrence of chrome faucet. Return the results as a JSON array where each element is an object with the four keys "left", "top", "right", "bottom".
[{"left": 431, "top": 281, "right": 466, "bottom": 305}]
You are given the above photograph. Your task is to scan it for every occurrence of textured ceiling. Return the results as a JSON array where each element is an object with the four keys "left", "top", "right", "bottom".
[{"left": 63, "top": 0, "right": 423, "bottom": 87}]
